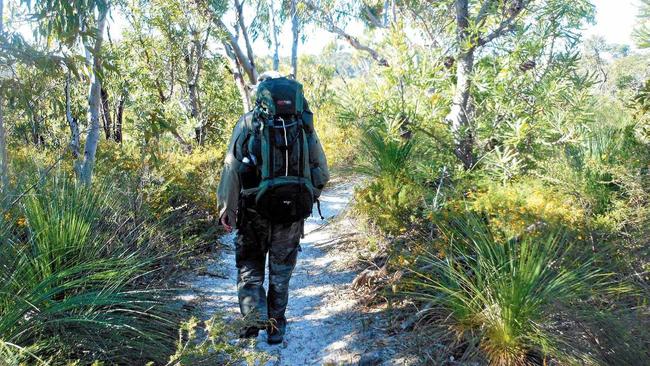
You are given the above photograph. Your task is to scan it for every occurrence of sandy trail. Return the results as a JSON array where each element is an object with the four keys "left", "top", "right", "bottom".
[{"left": 182, "top": 180, "right": 369, "bottom": 365}]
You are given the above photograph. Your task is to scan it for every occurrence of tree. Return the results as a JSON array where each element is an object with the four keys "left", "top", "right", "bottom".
[
  {"left": 635, "top": 0, "right": 650, "bottom": 48},
  {"left": 80, "top": 5, "right": 108, "bottom": 184},
  {"left": 443, "top": 0, "right": 534, "bottom": 169},
  {"left": 301, "top": 0, "right": 388, "bottom": 66},
  {"left": 290, "top": 0, "right": 299, "bottom": 78},
  {"left": 269, "top": 0, "right": 280, "bottom": 70},
  {"left": 22, "top": 0, "right": 110, "bottom": 184},
  {"left": 201, "top": 0, "right": 259, "bottom": 111}
]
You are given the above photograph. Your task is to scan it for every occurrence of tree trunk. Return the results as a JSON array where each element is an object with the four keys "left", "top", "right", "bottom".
[
  {"left": 269, "top": 0, "right": 280, "bottom": 71},
  {"left": 0, "top": 0, "right": 8, "bottom": 193},
  {"left": 445, "top": 0, "right": 475, "bottom": 170},
  {"left": 186, "top": 28, "right": 209, "bottom": 145},
  {"left": 100, "top": 87, "right": 112, "bottom": 140},
  {"left": 234, "top": 0, "right": 258, "bottom": 83},
  {"left": 290, "top": 0, "right": 299, "bottom": 78},
  {"left": 114, "top": 89, "right": 125, "bottom": 143},
  {"left": 65, "top": 72, "right": 81, "bottom": 160},
  {"left": 446, "top": 49, "right": 475, "bottom": 169},
  {"left": 223, "top": 42, "right": 252, "bottom": 112},
  {"left": 79, "top": 6, "right": 108, "bottom": 185}
]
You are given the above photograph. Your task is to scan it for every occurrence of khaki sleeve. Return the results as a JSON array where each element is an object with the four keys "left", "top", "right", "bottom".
[
  {"left": 309, "top": 126, "right": 330, "bottom": 198},
  {"left": 217, "top": 115, "right": 248, "bottom": 226}
]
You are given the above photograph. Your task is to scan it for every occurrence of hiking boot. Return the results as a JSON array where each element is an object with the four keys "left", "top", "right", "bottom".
[
  {"left": 266, "top": 318, "right": 286, "bottom": 345},
  {"left": 239, "top": 326, "right": 260, "bottom": 339}
]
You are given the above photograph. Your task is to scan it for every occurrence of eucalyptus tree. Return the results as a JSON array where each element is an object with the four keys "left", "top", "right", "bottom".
[
  {"left": 21, "top": 0, "right": 110, "bottom": 184},
  {"left": 290, "top": 0, "right": 299, "bottom": 77},
  {"left": 147, "top": 0, "right": 214, "bottom": 145},
  {"left": 197, "top": 0, "right": 259, "bottom": 110},
  {"left": 269, "top": 0, "right": 280, "bottom": 70}
]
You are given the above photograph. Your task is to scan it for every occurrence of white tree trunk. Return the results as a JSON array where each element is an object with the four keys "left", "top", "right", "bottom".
[
  {"left": 290, "top": 0, "right": 299, "bottom": 78},
  {"left": 234, "top": 0, "right": 258, "bottom": 83},
  {"left": 0, "top": 0, "right": 9, "bottom": 193},
  {"left": 223, "top": 42, "right": 252, "bottom": 112},
  {"left": 269, "top": 0, "right": 280, "bottom": 71},
  {"left": 79, "top": 6, "right": 108, "bottom": 185},
  {"left": 445, "top": 49, "right": 475, "bottom": 169},
  {"left": 444, "top": 0, "right": 475, "bottom": 169}
]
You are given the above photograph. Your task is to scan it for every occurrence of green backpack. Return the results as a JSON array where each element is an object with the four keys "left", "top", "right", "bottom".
[{"left": 238, "top": 77, "right": 322, "bottom": 224}]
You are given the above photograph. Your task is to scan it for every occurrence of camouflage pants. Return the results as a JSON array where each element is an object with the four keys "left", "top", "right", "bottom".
[{"left": 235, "top": 207, "right": 302, "bottom": 323}]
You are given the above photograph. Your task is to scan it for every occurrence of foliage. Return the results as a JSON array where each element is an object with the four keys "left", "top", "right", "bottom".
[
  {"left": 470, "top": 179, "right": 586, "bottom": 239},
  {"left": 634, "top": 0, "right": 650, "bottom": 48},
  {"left": 0, "top": 177, "right": 178, "bottom": 363},
  {"left": 409, "top": 213, "right": 620, "bottom": 365},
  {"left": 354, "top": 176, "right": 424, "bottom": 236}
]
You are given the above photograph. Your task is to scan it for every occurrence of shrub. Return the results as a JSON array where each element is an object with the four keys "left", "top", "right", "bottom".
[
  {"left": 354, "top": 176, "right": 424, "bottom": 236},
  {"left": 470, "top": 179, "right": 587, "bottom": 239},
  {"left": 0, "top": 177, "right": 179, "bottom": 364},
  {"left": 409, "top": 213, "right": 616, "bottom": 365}
]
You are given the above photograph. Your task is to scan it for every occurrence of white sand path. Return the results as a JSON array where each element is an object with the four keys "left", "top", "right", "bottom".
[{"left": 181, "top": 181, "right": 372, "bottom": 365}]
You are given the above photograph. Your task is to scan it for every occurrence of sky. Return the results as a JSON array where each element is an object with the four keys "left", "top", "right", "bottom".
[
  {"left": 6, "top": 0, "right": 644, "bottom": 57},
  {"left": 268, "top": 0, "right": 639, "bottom": 57},
  {"left": 259, "top": 0, "right": 644, "bottom": 57},
  {"left": 583, "top": 0, "right": 641, "bottom": 46}
]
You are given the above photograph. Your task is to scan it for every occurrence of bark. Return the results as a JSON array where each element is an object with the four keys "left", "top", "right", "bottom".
[
  {"left": 0, "top": 0, "right": 8, "bottom": 193},
  {"left": 205, "top": 2, "right": 256, "bottom": 110},
  {"left": 30, "top": 112, "right": 44, "bottom": 147},
  {"left": 0, "top": 95, "right": 6, "bottom": 193},
  {"left": 290, "top": 0, "right": 299, "bottom": 78},
  {"left": 269, "top": 0, "right": 280, "bottom": 71},
  {"left": 100, "top": 87, "right": 112, "bottom": 139},
  {"left": 79, "top": 6, "right": 108, "bottom": 185},
  {"left": 214, "top": 18, "right": 258, "bottom": 84}
]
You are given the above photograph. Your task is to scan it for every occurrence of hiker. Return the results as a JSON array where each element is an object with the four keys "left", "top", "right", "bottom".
[{"left": 217, "top": 71, "right": 329, "bottom": 344}]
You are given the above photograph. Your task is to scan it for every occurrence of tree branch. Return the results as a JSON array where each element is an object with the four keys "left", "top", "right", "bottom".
[
  {"left": 234, "top": 0, "right": 257, "bottom": 79},
  {"left": 301, "top": 0, "right": 388, "bottom": 66},
  {"left": 477, "top": 0, "right": 530, "bottom": 47}
]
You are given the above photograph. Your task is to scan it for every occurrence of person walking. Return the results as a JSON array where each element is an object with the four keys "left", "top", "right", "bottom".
[{"left": 217, "top": 71, "right": 329, "bottom": 344}]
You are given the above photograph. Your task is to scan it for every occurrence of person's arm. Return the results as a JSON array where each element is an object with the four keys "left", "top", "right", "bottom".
[
  {"left": 303, "top": 104, "right": 329, "bottom": 197},
  {"left": 309, "top": 129, "right": 329, "bottom": 193},
  {"left": 217, "top": 115, "right": 248, "bottom": 231}
]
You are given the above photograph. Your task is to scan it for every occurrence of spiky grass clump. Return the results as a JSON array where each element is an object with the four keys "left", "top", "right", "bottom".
[
  {"left": 409, "top": 214, "right": 614, "bottom": 365},
  {"left": 0, "top": 178, "right": 177, "bottom": 364}
]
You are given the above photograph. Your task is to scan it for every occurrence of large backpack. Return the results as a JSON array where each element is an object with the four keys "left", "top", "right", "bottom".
[{"left": 238, "top": 77, "right": 319, "bottom": 224}]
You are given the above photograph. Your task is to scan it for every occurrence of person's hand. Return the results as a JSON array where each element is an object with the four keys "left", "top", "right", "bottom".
[{"left": 220, "top": 214, "right": 233, "bottom": 233}]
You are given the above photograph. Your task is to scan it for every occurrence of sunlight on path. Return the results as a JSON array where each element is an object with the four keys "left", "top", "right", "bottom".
[{"left": 181, "top": 181, "right": 367, "bottom": 365}]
